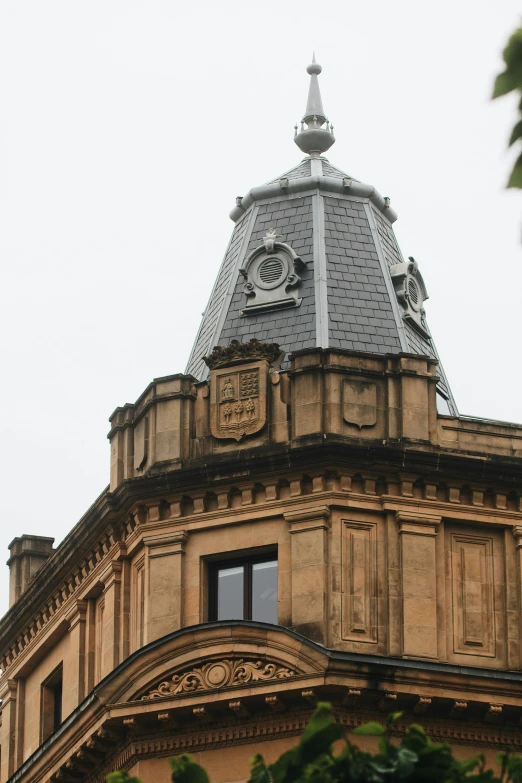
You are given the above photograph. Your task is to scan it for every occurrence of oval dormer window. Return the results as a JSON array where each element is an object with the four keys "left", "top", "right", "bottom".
[{"left": 258, "top": 257, "right": 284, "bottom": 288}]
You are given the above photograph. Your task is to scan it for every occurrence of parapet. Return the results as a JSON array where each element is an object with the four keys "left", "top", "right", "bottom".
[{"left": 107, "top": 344, "right": 522, "bottom": 492}]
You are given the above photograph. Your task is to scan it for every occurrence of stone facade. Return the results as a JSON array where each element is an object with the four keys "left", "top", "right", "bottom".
[
  {"left": 1, "top": 345, "right": 522, "bottom": 783},
  {"left": 2, "top": 57, "right": 521, "bottom": 783}
]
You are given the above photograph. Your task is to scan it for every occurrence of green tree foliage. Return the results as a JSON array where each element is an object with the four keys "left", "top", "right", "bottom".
[
  {"left": 106, "top": 772, "right": 143, "bottom": 783},
  {"left": 107, "top": 703, "right": 522, "bottom": 783},
  {"left": 493, "top": 23, "right": 522, "bottom": 187}
]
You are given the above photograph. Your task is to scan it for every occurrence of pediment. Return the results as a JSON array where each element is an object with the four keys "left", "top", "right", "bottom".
[
  {"left": 138, "top": 656, "right": 298, "bottom": 701},
  {"left": 104, "top": 624, "right": 328, "bottom": 706}
]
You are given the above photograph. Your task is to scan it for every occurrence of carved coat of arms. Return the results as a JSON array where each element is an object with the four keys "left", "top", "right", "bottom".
[
  {"left": 209, "top": 360, "right": 268, "bottom": 441},
  {"left": 204, "top": 339, "right": 280, "bottom": 442}
]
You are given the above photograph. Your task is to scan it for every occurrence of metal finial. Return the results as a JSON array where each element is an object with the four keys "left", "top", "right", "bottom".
[
  {"left": 307, "top": 51, "right": 322, "bottom": 76},
  {"left": 294, "top": 56, "right": 335, "bottom": 157}
]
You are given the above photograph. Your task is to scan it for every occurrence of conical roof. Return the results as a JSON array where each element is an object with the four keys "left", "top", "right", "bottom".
[{"left": 186, "top": 61, "right": 456, "bottom": 413}]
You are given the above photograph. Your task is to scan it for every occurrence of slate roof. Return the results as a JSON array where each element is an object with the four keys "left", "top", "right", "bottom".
[
  {"left": 185, "top": 154, "right": 456, "bottom": 412},
  {"left": 265, "top": 157, "right": 356, "bottom": 185},
  {"left": 185, "top": 60, "right": 455, "bottom": 411}
]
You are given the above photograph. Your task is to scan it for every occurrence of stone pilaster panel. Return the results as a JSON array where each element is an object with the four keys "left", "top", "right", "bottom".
[
  {"left": 397, "top": 510, "right": 442, "bottom": 659},
  {"left": 285, "top": 505, "right": 330, "bottom": 644},
  {"left": 144, "top": 531, "right": 188, "bottom": 643}
]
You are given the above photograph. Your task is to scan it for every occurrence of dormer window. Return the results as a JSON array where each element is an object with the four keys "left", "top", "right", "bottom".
[
  {"left": 390, "top": 256, "right": 430, "bottom": 339},
  {"left": 240, "top": 229, "right": 306, "bottom": 315}
]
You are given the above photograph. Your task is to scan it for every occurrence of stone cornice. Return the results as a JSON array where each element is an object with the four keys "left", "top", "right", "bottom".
[
  {"left": 229, "top": 176, "right": 398, "bottom": 224},
  {"left": 85, "top": 710, "right": 522, "bottom": 783}
]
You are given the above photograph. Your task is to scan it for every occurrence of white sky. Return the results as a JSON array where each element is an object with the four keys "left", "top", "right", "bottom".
[{"left": 0, "top": 1, "right": 520, "bottom": 618}]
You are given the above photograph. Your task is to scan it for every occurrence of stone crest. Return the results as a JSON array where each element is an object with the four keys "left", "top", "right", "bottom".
[
  {"left": 210, "top": 362, "right": 267, "bottom": 441},
  {"left": 205, "top": 340, "right": 281, "bottom": 442},
  {"left": 343, "top": 379, "right": 377, "bottom": 429}
]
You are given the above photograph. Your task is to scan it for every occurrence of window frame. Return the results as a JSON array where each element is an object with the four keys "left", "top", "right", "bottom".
[
  {"left": 208, "top": 550, "right": 278, "bottom": 623},
  {"left": 40, "top": 663, "right": 63, "bottom": 743}
]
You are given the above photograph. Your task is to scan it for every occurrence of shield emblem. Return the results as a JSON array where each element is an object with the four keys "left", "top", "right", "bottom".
[
  {"left": 210, "top": 360, "right": 268, "bottom": 441},
  {"left": 343, "top": 379, "right": 377, "bottom": 429}
]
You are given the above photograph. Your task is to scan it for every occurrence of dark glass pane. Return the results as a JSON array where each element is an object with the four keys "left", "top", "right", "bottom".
[
  {"left": 252, "top": 560, "right": 278, "bottom": 624},
  {"left": 217, "top": 565, "right": 244, "bottom": 620},
  {"left": 53, "top": 679, "right": 63, "bottom": 730}
]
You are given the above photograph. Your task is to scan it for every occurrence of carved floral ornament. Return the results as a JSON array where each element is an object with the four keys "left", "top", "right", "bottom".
[
  {"left": 141, "top": 658, "right": 296, "bottom": 700},
  {"left": 204, "top": 338, "right": 282, "bottom": 370}
]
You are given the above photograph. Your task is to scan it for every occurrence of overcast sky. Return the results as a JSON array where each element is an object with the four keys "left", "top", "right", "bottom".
[{"left": 0, "top": 1, "right": 520, "bottom": 618}]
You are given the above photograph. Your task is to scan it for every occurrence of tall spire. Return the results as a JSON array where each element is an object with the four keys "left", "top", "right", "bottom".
[
  {"left": 294, "top": 54, "right": 335, "bottom": 157},
  {"left": 304, "top": 52, "right": 326, "bottom": 121}
]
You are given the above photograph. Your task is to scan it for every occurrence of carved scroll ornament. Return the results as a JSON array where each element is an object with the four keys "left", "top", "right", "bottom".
[
  {"left": 204, "top": 338, "right": 282, "bottom": 370},
  {"left": 141, "top": 659, "right": 296, "bottom": 700}
]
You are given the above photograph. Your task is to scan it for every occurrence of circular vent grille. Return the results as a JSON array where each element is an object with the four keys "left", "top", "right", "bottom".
[
  {"left": 259, "top": 258, "right": 284, "bottom": 284},
  {"left": 408, "top": 278, "right": 419, "bottom": 305}
]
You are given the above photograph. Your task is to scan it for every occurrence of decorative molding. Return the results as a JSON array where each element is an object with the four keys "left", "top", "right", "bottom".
[
  {"left": 450, "top": 533, "right": 496, "bottom": 657},
  {"left": 141, "top": 659, "right": 296, "bottom": 700},
  {"left": 85, "top": 708, "right": 522, "bottom": 782},
  {"left": 342, "top": 521, "right": 378, "bottom": 643},
  {"left": 204, "top": 338, "right": 282, "bottom": 370},
  {"left": 239, "top": 229, "right": 306, "bottom": 315},
  {"left": 390, "top": 256, "right": 430, "bottom": 340},
  {"left": 285, "top": 505, "right": 330, "bottom": 530},
  {"left": 143, "top": 531, "right": 188, "bottom": 559},
  {"left": 396, "top": 510, "right": 442, "bottom": 536}
]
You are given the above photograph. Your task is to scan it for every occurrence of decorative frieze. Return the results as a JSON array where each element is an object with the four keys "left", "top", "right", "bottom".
[
  {"left": 141, "top": 659, "right": 296, "bottom": 700},
  {"left": 83, "top": 707, "right": 522, "bottom": 783}
]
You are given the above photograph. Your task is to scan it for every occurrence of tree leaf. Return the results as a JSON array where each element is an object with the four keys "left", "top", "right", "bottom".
[
  {"left": 509, "top": 119, "right": 522, "bottom": 146},
  {"left": 507, "top": 755, "right": 522, "bottom": 783},
  {"left": 493, "top": 70, "right": 520, "bottom": 99},
  {"left": 170, "top": 754, "right": 210, "bottom": 783},
  {"left": 298, "top": 702, "right": 343, "bottom": 764},
  {"left": 507, "top": 150, "right": 522, "bottom": 188},
  {"left": 248, "top": 754, "right": 272, "bottom": 783},
  {"left": 352, "top": 722, "right": 386, "bottom": 736}
]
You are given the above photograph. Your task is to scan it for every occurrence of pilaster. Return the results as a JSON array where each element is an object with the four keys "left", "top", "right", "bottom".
[
  {"left": 285, "top": 505, "right": 330, "bottom": 645},
  {"left": 64, "top": 600, "right": 88, "bottom": 714},
  {"left": 144, "top": 531, "right": 189, "bottom": 643},
  {"left": 0, "top": 679, "right": 18, "bottom": 779},
  {"left": 398, "top": 356, "right": 431, "bottom": 441},
  {"left": 397, "top": 510, "right": 442, "bottom": 659},
  {"left": 513, "top": 526, "right": 522, "bottom": 669},
  {"left": 100, "top": 561, "right": 123, "bottom": 678}
]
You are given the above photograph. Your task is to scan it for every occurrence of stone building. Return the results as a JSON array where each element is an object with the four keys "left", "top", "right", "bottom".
[{"left": 1, "top": 59, "right": 522, "bottom": 783}]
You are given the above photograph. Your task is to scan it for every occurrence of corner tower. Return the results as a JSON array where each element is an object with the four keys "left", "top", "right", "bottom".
[{"left": 187, "top": 58, "right": 456, "bottom": 413}]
